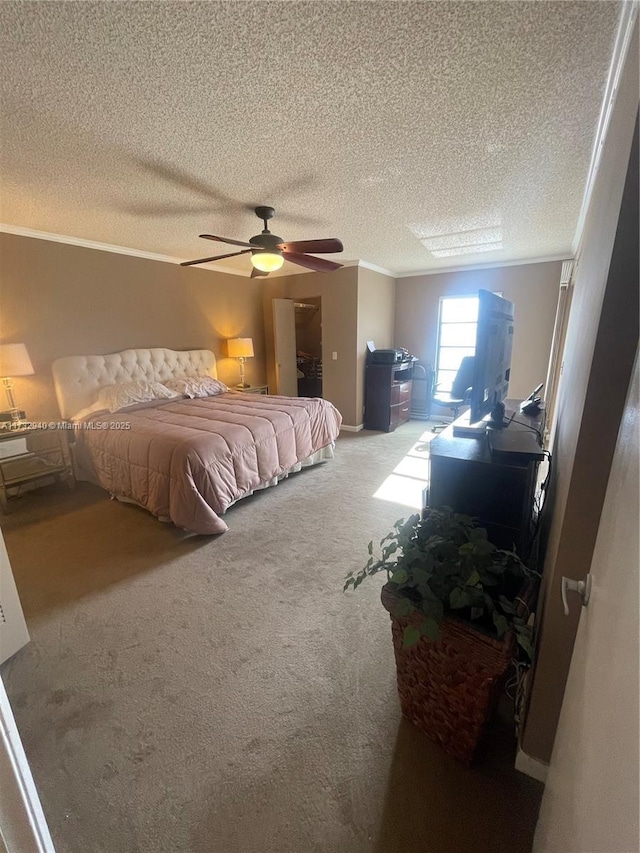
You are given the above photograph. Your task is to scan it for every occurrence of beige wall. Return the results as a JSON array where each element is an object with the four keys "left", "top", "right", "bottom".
[
  {"left": 0, "top": 233, "right": 268, "bottom": 419},
  {"left": 356, "top": 267, "right": 396, "bottom": 425},
  {"left": 394, "top": 261, "right": 562, "bottom": 399},
  {"left": 521, "top": 33, "right": 638, "bottom": 763},
  {"left": 263, "top": 266, "right": 394, "bottom": 428}
]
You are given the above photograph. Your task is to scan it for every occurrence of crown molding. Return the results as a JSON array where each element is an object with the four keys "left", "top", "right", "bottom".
[
  {"left": 0, "top": 222, "right": 191, "bottom": 265},
  {"left": 572, "top": 2, "right": 638, "bottom": 255},
  {"left": 0, "top": 223, "right": 347, "bottom": 278},
  {"left": 393, "top": 253, "right": 573, "bottom": 279},
  {"left": 1, "top": 223, "right": 572, "bottom": 281},
  {"left": 342, "top": 260, "right": 398, "bottom": 278}
]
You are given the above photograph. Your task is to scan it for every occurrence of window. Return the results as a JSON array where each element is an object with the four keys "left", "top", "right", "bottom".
[{"left": 435, "top": 296, "right": 479, "bottom": 392}]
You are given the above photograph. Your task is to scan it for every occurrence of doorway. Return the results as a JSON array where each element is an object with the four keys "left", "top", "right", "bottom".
[
  {"left": 294, "top": 297, "right": 323, "bottom": 398},
  {"left": 271, "top": 295, "right": 324, "bottom": 398}
]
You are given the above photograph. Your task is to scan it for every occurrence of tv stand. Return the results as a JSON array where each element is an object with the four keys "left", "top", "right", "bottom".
[
  {"left": 452, "top": 412, "right": 490, "bottom": 437},
  {"left": 427, "top": 401, "right": 546, "bottom": 560},
  {"left": 452, "top": 407, "right": 508, "bottom": 437}
]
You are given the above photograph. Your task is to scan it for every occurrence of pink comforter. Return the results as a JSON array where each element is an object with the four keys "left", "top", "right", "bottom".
[{"left": 76, "top": 392, "right": 342, "bottom": 534}]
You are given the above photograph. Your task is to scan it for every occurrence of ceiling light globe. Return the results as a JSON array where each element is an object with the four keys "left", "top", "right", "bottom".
[{"left": 252, "top": 251, "right": 284, "bottom": 273}]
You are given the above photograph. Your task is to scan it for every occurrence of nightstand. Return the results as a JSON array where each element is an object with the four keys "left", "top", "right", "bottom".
[
  {"left": 0, "top": 426, "right": 75, "bottom": 512},
  {"left": 234, "top": 385, "right": 269, "bottom": 395}
]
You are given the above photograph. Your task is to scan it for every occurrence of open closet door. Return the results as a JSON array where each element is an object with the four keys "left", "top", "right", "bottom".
[
  {"left": 0, "top": 529, "right": 29, "bottom": 665},
  {"left": 543, "top": 261, "right": 575, "bottom": 438},
  {"left": 272, "top": 298, "right": 298, "bottom": 396}
]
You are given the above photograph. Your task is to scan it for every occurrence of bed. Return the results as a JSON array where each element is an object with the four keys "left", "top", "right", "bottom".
[{"left": 51, "top": 348, "right": 342, "bottom": 534}]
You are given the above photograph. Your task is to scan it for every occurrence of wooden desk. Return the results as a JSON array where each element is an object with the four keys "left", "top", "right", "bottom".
[{"left": 426, "top": 402, "right": 545, "bottom": 560}]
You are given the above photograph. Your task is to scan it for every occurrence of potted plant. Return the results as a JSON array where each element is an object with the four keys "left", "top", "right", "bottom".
[{"left": 344, "top": 506, "right": 537, "bottom": 763}]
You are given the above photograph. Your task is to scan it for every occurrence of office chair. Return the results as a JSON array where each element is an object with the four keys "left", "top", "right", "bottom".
[{"left": 431, "top": 356, "right": 475, "bottom": 432}]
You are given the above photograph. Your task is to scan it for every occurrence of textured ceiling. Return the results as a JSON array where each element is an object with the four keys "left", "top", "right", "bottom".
[{"left": 0, "top": 1, "right": 621, "bottom": 276}]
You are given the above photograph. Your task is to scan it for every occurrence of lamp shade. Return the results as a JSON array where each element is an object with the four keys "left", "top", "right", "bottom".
[
  {"left": 0, "top": 343, "right": 34, "bottom": 377},
  {"left": 251, "top": 252, "right": 284, "bottom": 273},
  {"left": 227, "top": 338, "right": 254, "bottom": 359}
]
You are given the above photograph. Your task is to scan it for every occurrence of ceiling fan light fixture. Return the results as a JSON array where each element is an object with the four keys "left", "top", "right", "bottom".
[
  {"left": 251, "top": 251, "right": 284, "bottom": 272},
  {"left": 184, "top": 207, "right": 343, "bottom": 273}
]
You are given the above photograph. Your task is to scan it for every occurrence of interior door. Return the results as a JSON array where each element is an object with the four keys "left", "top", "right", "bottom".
[
  {"left": 543, "top": 262, "right": 574, "bottom": 438},
  {"left": 533, "top": 350, "right": 639, "bottom": 852},
  {"left": 272, "top": 298, "right": 298, "bottom": 396}
]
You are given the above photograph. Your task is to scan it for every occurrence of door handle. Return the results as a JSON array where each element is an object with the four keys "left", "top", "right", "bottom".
[{"left": 561, "top": 573, "right": 592, "bottom": 616}]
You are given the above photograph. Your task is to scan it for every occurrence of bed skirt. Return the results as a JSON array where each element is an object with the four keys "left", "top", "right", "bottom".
[{"left": 70, "top": 440, "right": 335, "bottom": 526}]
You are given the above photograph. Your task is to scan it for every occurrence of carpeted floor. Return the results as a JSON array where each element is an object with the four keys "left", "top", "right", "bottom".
[{"left": 1, "top": 420, "right": 542, "bottom": 853}]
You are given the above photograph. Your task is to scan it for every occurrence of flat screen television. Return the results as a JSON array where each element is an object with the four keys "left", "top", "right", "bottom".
[{"left": 468, "top": 290, "right": 515, "bottom": 425}]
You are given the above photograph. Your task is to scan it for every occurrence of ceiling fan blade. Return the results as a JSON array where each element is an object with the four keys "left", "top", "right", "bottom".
[
  {"left": 180, "top": 249, "right": 252, "bottom": 267},
  {"left": 199, "top": 234, "right": 256, "bottom": 249},
  {"left": 283, "top": 252, "right": 344, "bottom": 273},
  {"left": 123, "top": 203, "right": 219, "bottom": 217},
  {"left": 278, "top": 238, "right": 343, "bottom": 254},
  {"left": 251, "top": 267, "right": 270, "bottom": 278},
  {"left": 132, "top": 156, "right": 238, "bottom": 206}
]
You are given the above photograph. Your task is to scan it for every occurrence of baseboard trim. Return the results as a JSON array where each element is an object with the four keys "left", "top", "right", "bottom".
[
  {"left": 340, "top": 424, "right": 363, "bottom": 433},
  {"left": 515, "top": 748, "right": 549, "bottom": 783}
]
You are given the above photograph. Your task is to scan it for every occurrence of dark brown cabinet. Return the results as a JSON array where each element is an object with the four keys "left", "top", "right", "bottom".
[
  {"left": 426, "top": 402, "right": 546, "bottom": 560},
  {"left": 364, "top": 362, "right": 413, "bottom": 432}
]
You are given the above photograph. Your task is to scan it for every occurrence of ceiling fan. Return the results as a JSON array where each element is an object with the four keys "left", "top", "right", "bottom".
[{"left": 180, "top": 206, "right": 344, "bottom": 277}]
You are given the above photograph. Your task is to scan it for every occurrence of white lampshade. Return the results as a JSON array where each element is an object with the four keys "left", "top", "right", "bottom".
[
  {"left": 227, "top": 338, "right": 255, "bottom": 359},
  {"left": 0, "top": 343, "right": 34, "bottom": 377}
]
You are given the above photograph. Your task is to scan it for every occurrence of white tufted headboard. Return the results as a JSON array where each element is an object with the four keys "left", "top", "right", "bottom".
[{"left": 52, "top": 347, "right": 217, "bottom": 419}]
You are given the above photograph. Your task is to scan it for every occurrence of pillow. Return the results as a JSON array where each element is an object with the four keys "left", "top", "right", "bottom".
[
  {"left": 71, "top": 399, "right": 107, "bottom": 422},
  {"left": 164, "top": 375, "right": 228, "bottom": 399},
  {"left": 96, "top": 380, "right": 179, "bottom": 413}
]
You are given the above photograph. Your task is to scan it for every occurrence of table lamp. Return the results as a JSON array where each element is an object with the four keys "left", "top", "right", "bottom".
[
  {"left": 0, "top": 343, "right": 34, "bottom": 425},
  {"left": 227, "top": 338, "right": 254, "bottom": 388}
]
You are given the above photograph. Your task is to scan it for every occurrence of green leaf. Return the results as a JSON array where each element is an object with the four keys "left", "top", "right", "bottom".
[
  {"left": 516, "top": 632, "right": 534, "bottom": 660},
  {"left": 466, "top": 569, "right": 480, "bottom": 586},
  {"left": 482, "top": 593, "right": 496, "bottom": 613},
  {"left": 391, "top": 568, "right": 408, "bottom": 584},
  {"left": 403, "top": 625, "right": 421, "bottom": 648},
  {"left": 492, "top": 612, "right": 509, "bottom": 638},
  {"left": 418, "top": 591, "right": 443, "bottom": 619},
  {"left": 420, "top": 617, "right": 440, "bottom": 640},
  {"left": 393, "top": 597, "right": 412, "bottom": 618},
  {"left": 472, "top": 539, "right": 495, "bottom": 556},
  {"left": 498, "top": 595, "right": 516, "bottom": 614},
  {"left": 469, "top": 527, "right": 488, "bottom": 542},
  {"left": 449, "top": 587, "right": 471, "bottom": 609}
]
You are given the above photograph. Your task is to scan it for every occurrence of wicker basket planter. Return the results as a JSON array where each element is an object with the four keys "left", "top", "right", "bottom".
[
  {"left": 381, "top": 583, "right": 515, "bottom": 764},
  {"left": 344, "top": 508, "right": 537, "bottom": 764}
]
